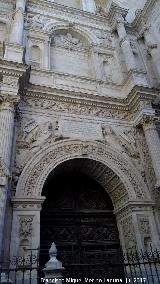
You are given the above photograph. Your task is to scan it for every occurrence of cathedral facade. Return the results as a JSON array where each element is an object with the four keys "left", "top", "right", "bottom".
[{"left": 1, "top": 0, "right": 160, "bottom": 275}]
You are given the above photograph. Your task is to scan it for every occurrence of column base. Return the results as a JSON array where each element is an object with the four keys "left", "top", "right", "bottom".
[{"left": 4, "top": 43, "right": 24, "bottom": 64}]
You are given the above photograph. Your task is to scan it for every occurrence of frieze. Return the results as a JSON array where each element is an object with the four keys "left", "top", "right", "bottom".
[{"left": 19, "top": 96, "right": 128, "bottom": 120}]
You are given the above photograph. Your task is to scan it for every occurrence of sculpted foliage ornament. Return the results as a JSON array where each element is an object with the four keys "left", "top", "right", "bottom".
[
  {"left": 19, "top": 216, "right": 33, "bottom": 240},
  {"left": 19, "top": 97, "right": 128, "bottom": 120}
]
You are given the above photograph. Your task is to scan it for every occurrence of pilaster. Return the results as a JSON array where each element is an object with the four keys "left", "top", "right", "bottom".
[
  {"left": 138, "top": 24, "right": 160, "bottom": 84},
  {"left": 0, "top": 59, "right": 27, "bottom": 259},
  {"left": 135, "top": 110, "right": 160, "bottom": 191}
]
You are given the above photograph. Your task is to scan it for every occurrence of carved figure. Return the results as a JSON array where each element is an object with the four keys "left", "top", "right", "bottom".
[
  {"left": 102, "top": 125, "right": 122, "bottom": 152},
  {"left": 31, "top": 15, "right": 46, "bottom": 29},
  {"left": 117, "top": 129, "right": 140, "bottom": 158},
  {"left": 102, "top": 126, "right": 139, "bottom": 158},
  {"left": 53, "top": 33, "right": 87, "bottom": 50},
  {"left": 20, "top": 119, "right": 62, "bottom": 152}
]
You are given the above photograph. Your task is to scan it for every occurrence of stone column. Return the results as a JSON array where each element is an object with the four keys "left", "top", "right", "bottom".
[
  {"left": 141, "top": 26, "right": 160, "bottom": 82},
  {"left": 4, "top": 0, "right": 26, "bottom": 63},
  {"left": 116, "top": 16, "right": 136, "bottom": 72},
  {"left": 82, "top": 0, "right": 96, "bottom": 13},
  {"left": 0, "top": 101, "right": 15, "bottom": 168},
  {"left": 141, "top": 115, "right": 160, "bottom": 189},
  {"left": 0, "top": 100, "right": 16, "bottom": 255},
  {"left": 10, "top": 0, "right": 26, "bottom": 45}
]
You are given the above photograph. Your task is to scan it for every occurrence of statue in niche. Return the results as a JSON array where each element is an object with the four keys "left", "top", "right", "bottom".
[{"left": 53, "top": 33, "right": 87, "bottom": 49}]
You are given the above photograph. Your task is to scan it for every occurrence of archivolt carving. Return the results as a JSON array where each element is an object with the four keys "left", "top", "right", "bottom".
[
  {"left": 15, "top": 140, "right": 150, "bottom": 205},
  {"left": 44, "top": 23, "right": 98, "bottom": 46}
]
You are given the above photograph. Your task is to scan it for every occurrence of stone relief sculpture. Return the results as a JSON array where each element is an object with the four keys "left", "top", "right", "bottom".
[
  {"left": 18, "top": 119, "right": 62, "bottom": 152},
  {"left": 29, "top": 15, "right": 47, "bottom": 29},
  {"left": 102, "top": 125, "right": 123, "bottom": 152},
  {"left": 102, "top": 125, "right": 139, "bottom": 159},
  {"left": 25, "top": 121, "right": 53, "bottom": 151},
  {"left": 53, "top": 33, "right": 88, "bottom": 50}
]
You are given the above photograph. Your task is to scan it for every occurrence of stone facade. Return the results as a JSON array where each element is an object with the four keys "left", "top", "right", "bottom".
[{"left": 0, "top": 0, "right": 160, "bottom": 265}]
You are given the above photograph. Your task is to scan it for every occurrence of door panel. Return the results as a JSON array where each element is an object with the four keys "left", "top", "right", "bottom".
[{"left": 40, "top": 172, "right": 123, "bottom": 278}]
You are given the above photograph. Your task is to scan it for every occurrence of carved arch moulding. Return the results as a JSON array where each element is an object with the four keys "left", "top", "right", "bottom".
[
  {"left": 43, "top": 22, "right": 98, "bottom": 46},
  {"left": 15, "top": 140, "right": 151, "bottom": 205}
]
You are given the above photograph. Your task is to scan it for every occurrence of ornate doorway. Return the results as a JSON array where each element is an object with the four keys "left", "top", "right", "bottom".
[{"left": 40, "top": 159, "right": 123, "bottom": 278}]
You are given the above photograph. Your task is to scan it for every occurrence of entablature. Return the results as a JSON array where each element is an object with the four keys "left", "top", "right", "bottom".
[{"left": 19, "top": 84, "right": 158, "bottom": 124}]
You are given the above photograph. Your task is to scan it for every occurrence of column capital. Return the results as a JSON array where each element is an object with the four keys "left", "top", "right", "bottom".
[
  {"left": 140, "top": 114, "right": 160, "bottom": 128},
  {"left": 11, "top": 197, "right": 46, "bottom": 211},
  {"left": 0, "top": 157, "right": 11, "bottom": 180},
  {"left": 0, "top": 95, "right": 20, "bottom": 111}
]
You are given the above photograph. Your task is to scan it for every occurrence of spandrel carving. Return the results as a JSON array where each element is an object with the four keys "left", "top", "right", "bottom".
[{"left": 17, "top": 119, "right": 62, "bottom": 152}]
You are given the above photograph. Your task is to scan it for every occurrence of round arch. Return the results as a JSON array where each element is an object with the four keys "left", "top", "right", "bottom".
[
  {"left": 11, "top": 140, "right": 160, "bottom": 261},
  {"left": 43, "top": 22, "right": 98, "bottom": 45},
  {"left": 16, "top": 139, "right": 151, "bottom": 205}
]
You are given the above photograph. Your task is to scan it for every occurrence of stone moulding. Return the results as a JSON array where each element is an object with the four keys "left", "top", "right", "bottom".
[{"left": 15, "top": 139, "right": 151, "bottom": 210}]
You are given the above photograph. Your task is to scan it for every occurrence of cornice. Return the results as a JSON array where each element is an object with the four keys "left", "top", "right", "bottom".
[
  {"left": 27, "top": 0, "right": 110, "bottom": 30},
  {"left": 22, "top": 83, "right": 157, "bottom": 112},
  {"left": 0, "top": 59, "right": 27, "bottom": 77},
  {"left": 126, "top": 0, "right": 158, "bottom": 33},
  {"left": 108, "top": 2, "right": 128, "bottom": 28}
]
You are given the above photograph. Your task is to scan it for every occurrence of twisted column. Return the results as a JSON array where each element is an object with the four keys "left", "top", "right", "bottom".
[
  {"left": 116, "top": 16, "right": 136, "bottom": 72},
  {"left": 142, "top": 115, "right": 160, "bottom": 189}
]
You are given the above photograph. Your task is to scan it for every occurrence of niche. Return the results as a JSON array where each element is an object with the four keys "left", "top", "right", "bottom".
[
  {"left": 50, "top": 30, "right": 93, "bottom": 78},
  {"left": 30, "top": 45, "right": 41, "bottom": 67}
]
